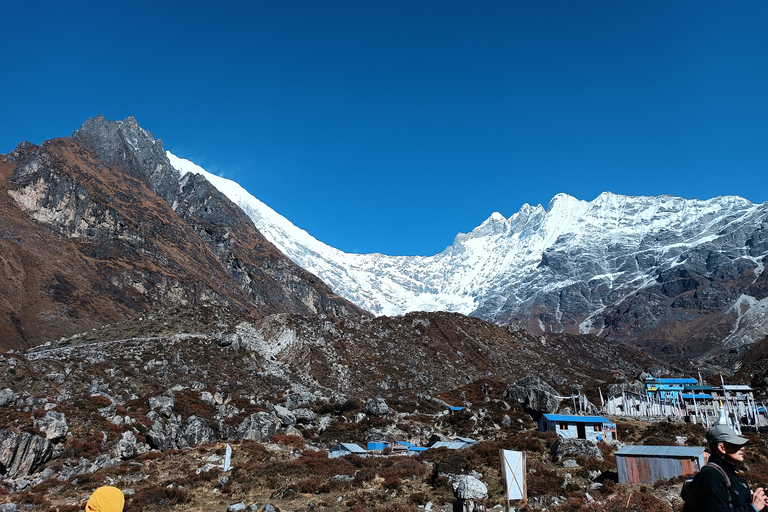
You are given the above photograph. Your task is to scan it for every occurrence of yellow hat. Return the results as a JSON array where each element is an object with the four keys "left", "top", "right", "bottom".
[{"left": 85, "top": 486, "right": 124, "bottom": 512}]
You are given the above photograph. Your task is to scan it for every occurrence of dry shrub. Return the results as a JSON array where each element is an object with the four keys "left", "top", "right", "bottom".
[
  {"left": 382, "top": 475, "right": 401, "bottom": 490},
  {"left": 444, "top": 409, "right": 475, "bottom": 435},
  {"left": 129, "top": 485, "right": 190, "bottom": 509},
  {"left": 380, "top": 458, "right": 428, "bottom": 480},
  {"left": 10, "top": 489, "right": 49, "bottom": 507},
  {"left": 526, "top": 460, "right": 563, "bottom": 497},
  {"left": 316, "top": 420, "right": 366, "bottom": 443},
  {"left": 373, "top": 503, "right": 421, "bottom": 512},
  {"left": 173, "top": 389, "right": 215, "bottom": 419},
  {"left": 53, "top": 505, "right": 82, "bottom": 512},
  {"left": 73, "top": 394, "right": 112, "bottom": 414},
  {"left": 64, "top": 433, "right": 104, "bottom": 458},
  {"left": 273, "top": 434, "right": 305, "bottom": 448},
  {"left": 409, "top": 491, "right": 427, "bottom": 505},
  {"left": 355, "top": 467, "right": 377, "bottom": 483},
  {"left": 418, "top": 447, "right": 468, "bottom": 475},
  {"left": 136, "top": 450, "right": 163, "bottom": 461}
]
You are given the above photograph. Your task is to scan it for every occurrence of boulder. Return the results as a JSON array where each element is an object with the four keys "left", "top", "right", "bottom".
[
  {"left": 176, "top": 416, "right": 217, "bottom": 448},
  {"left": 149, "top": 395, "right": 174, "bottom": 418},
  {"left": 272, "top": 405, "right": 296, "bottom": 427},
  {"left": 236, "top": 412, "right": 277, "bottom": 442},
  {"left": 363, "top": 398, "right": 389, "bottom": 416},
  {"left": 217, "top": 333, "right": 240, "bottom": 347},
  {"left": 35, "top": 410, "right": 68, "bottom": 442},
  {"left": 0, "top": 429, "right": 53, "bottom": 478},
  {"left": 146, "top": 421, "right": 178, "bottom": 451},
  {"left": 0, "top": 388, "right": 18, "bottom": 407},
  {"left": 504, "top": 375, "right": 561, "bottom": 414},
  {"left": 452, "top": 474, "right": 488, "bottom": 500},
  {"left": 550, "top": 438, "right": 603, "bottom": 461},
  {"left": 284, "top": 392, "right": 316, "bottom": 410},
  {"left": 114, "top": 431, "right": 138, "bottom": 459},
  {"left": 293, "top": 408, "right": 317, "bottom": 424}
]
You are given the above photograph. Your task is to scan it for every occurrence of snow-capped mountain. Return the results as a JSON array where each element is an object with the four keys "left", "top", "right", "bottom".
[{"left": 168, "top": 152, "right": 768, "bottom": 360}]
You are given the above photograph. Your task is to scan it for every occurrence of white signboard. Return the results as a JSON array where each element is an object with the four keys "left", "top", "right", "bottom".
[
  {"left": 223, "top": 443, "right": 232, "bottom": 471},
  {"left": 500, "top": 449, "right": 526, "bottom": 501}
]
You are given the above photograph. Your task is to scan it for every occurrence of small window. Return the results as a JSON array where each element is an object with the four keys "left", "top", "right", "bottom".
[
  {"left": 593, "top": 425, "right": 602, "bottom": 432},
  {"left": 559, "top": 423, "right": 568, "bottom": 430}
]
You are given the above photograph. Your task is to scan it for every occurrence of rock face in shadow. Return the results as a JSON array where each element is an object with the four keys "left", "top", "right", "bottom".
[
  {"left": 0, "top": 116, "right": 365, "bottom": 351},
  {"left": 0, "top": 430, "right": 53, "bottom": 479}
]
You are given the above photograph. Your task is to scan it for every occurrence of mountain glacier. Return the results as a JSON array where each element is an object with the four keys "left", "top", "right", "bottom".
[{"left": 167, "top": 152, "right": 768, "bottom": 357}]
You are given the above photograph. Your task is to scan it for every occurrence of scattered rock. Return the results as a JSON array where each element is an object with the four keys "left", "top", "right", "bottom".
[
  {"left": 35, "top": 411, "right": 68, "bottom": 442},
  {"left": 0, "top": 388, "right": 18, "bottom": 407},
  {"left": 550, "top": 438, "right": 603, "bottom": 461}
]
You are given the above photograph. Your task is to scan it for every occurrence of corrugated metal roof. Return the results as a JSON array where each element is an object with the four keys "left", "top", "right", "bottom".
[
  {"left": 682, "top": 394, "right": 712, "bottom": 399},
  {"left": 335, "top": 443, "right": 367, "bottom": 453},
  {"left": 431, "top": 441, "right": 469, "bottom": 450},
  {"left": 615, "top": 445, "right": 705, "bottom": 457},
  {"left": 542, "top": 414, "right": 613, "bottom": 424}
]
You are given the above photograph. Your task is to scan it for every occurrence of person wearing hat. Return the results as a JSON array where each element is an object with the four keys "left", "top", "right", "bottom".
[
  {"left": 84, "top": 486, "right": 124, "bottom": 512},
  {"left": 685, "top": 425, "right": 767, "bottom": 512}
]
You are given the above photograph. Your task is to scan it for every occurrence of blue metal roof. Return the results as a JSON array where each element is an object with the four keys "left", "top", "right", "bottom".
[
  {"left": 449, "top": 406, "right": 465, "bottom": 411},
  {"left": 408, "top": 447, "right": 428, "bottom": 452},
  {"left": 615, "top": 445, "right": 705, "bottom": 458},
  {"left": 542, "top": 414, "right": 613, "bottom": 424},
  {"left": 682, "top": 394, "right": 713, "bottom": 399}
]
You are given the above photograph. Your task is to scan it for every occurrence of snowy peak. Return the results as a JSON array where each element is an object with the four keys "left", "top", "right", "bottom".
[{"left": 168, "top": 151, "right": 768, "bottom": 361}]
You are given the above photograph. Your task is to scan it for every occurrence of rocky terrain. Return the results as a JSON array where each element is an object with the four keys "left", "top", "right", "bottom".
[
  {"left": 4, "top": 303, "right": 766, "bottom": 512},
  {"left": 2, "top": 116, "right": 768, "bottom": 511}
]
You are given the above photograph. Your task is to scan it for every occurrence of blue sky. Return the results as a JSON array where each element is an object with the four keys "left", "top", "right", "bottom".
[{"left": 2, "top": 1, "right": 766, "bottom": 256}]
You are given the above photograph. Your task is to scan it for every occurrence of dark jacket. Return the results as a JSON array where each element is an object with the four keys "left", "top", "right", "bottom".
[{"left": 687, "top": 455, "right": 756, "bottom": 512}]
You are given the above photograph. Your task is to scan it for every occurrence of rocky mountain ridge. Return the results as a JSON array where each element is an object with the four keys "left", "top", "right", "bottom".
[
  {"left": 179, "top": 157, "right": 768, "bottom": 362},
  {"left": 0, "top": 116, "right": 362, "bottom": 352}
]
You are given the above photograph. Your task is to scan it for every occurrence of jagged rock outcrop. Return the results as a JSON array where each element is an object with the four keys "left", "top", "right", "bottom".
[
  {"left": 236, "top": 412, "right": 277, "bottom": 442},
  {"left": 176, "top": 416, "right": 217, "bottom": 448},
  {"left": 504, "top": 376, "right": 562, "bottom": 414},
  {"left": 0, "top": 430, "right": 53, "bottom": 478},
  {"left": 0, "top": 116, "right": 365, "bottom": 352}
]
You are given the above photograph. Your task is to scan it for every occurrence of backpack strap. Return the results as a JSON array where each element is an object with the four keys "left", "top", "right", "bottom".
[
  {"left": 705, "top": 462, "right": 732, "bottom": 488},
  {"left": 704, "top": 462, "right": 733, "bottom": 510}
]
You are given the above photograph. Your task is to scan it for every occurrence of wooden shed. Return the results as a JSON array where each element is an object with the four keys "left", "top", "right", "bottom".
[{"left": 615, "top": 445, "right": 708, "bottom": 484}]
